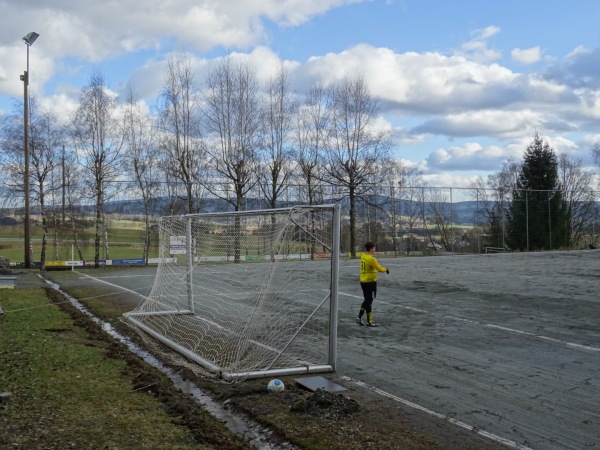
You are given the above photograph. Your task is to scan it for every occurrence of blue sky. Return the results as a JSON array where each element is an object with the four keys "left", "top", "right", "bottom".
[{"left": 1, "top": 0, "right": 599, "bottom": 187}]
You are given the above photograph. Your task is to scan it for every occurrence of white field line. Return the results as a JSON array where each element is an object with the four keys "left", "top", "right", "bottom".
[
  {"left": 341, "top": 376, "right": 533, "bottom": 450},
  {"left": 338, "top": 291, "right": 600, "bottom": 353},
  {"left": 485, "top": 324, "right": 600, "bottom": 352},
  {"left": 88, "top": 274, "right": 156, "bottom": 279},
  {"left": 75, "top": 271, "right": 151, "bottom": 299}
]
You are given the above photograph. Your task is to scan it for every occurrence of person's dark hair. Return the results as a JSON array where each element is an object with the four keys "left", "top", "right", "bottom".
[{"left": 365, "top": 242, "right": 375, "bottom": 251}]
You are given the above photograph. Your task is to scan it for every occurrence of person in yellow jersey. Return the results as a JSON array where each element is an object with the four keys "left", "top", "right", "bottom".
[{"left": 357, "top": 241, "right": 389, "bottom": 327}]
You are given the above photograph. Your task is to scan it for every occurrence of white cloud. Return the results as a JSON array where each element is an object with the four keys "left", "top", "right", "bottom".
[
  {"left": 301, "top": 44, "right": 520, "bottom": 112},
  {"left": 413, "top": 109, "right": 545, "bottom": 139},
  {"left": 421, "top": 172, "right": 483, "bottom": 189},
  {"left": 0, "top": 43, "right": 54, "bottom": 102},
  {"left": 455, "top": 25, "right": 502, "bottom": 63},
  {"left": 299, "top": 43, "right": 580, "bottom": 124},
  {"left": 425, "top": 142, "right": 509, "bottom": 171},
  {"left": 0, "top": 0, "right": 364, "bottom": 99},
  {"left": 37, "top": 93, "right": 79, "bottom": 125},
  {"left": 545, "top": 45, "right": 600, "bottom": 89},
  {"left": 511, "top": 46, "right": 542, "bottom": 65},
  {"left": 2, "top": 1, "right": 365, "bottom": 60}
]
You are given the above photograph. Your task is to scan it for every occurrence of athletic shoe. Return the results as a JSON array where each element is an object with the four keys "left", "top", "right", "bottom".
[
  {"left": 356, "top": 318, "right": 364, "bottom": 326},
  {"left": 367, "top": 322, "right": 379, "bottom": 327}
]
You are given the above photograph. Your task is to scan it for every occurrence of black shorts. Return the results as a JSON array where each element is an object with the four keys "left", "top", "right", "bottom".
[{"left": 360, "top": 281, "right": 377, "bottom": 301}]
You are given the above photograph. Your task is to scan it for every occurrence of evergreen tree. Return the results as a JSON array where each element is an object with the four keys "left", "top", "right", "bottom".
[{"left": 507, "top": 134, "right": 570, "bottom": 250}]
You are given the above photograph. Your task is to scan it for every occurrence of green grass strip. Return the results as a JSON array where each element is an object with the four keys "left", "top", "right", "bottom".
[{"left": 0, "top": 288, "right": 212, "bottom": 449}]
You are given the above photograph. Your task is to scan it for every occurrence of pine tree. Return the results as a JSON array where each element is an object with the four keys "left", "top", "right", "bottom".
[{"left": 507, "top": 134, "right": 570, "bottom": 250}]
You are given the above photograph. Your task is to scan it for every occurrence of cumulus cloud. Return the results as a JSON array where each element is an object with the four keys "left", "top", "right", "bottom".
[
  {"left": 511, "top": 46, "right": 542, "bottom": 65},
  {"left": 412, "top": 109, "right": 545, "bottom": 139},
  {"left": 302, "top": 44, "right": 518, "bottom": 112},
  {"left": 299, "top": 43, "right": 577, "bottom": 122},
  {"left": 455, "top": 25, "right": 502, "bottom": 63},
  {"left": 0, "top": 42, "right": 54, "bottom": 98},
  {"left": 545, "top": 45, "right": 600, "bottom": 89},
  {"left": 421, "top": 171, "right": 483, "bottom": 189},
  {"left": 425, "top": 142, "right": 508, "bottom": 171},
  {"left": 1, "top": 0, "right": 364, "bottom": 59},
  {"left": 417, "top": 135, "right": 591, "bottom": 178},
  {"left": 0, "top": 0, "right": 363, "bottom": 97},
  {"left": 125, "top": 46, "right": 301, "bottom": 104}
]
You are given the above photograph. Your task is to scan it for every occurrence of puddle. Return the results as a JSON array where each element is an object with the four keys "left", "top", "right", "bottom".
[{"left": 42, "top": 277, "right": 298, "bottom": 450}]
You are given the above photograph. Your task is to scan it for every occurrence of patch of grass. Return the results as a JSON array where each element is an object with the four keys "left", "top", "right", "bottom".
[
  {"left": 0, "top": 288, "right": 246, "bottom": 449},
  {"left": 0, "top": 221, "right": 159, "bottom": 264}
]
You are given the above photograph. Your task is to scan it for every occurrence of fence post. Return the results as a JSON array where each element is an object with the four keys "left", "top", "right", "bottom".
[
  {"left": 476, "top": 189, "right": 480, "bottom": 254},
  {"left": 526, "top": 189, "right": 530, "bottom": 251},
  {"left": 450, "top": 187, "right": 454, "bottom": 254}
]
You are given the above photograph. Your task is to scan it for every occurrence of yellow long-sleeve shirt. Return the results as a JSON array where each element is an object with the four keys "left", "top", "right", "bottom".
[{"left": 360, "top": 253, "right": 387, "bottom": 282}]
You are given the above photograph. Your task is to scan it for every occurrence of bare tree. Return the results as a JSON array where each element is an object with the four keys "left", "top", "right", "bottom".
[
  {"left": 294, "top": 82, "right": 328, "bottom": 205},
  {"left": 558, "top": 154, "right": 596, "bottom": 247},
  {"left": 63, "top": 155, "right": 86, "bottom": 261},
  {"left": 203, "top": 57, "right": 261, "bottom": 211},
  {"left": 593, "top": 143, "right": 600, "bottom": 170},
  {"left": 122, "top": 83, "right": 160, "bottom": 263},
  {"left": 72, "top": 70, "right": 125, "bottom": 267},
  {"left": 321, "top": 75, "right": 392, "bottom": 257},
  {"left": 47, "top": 144, "right": 79, "bottom": 261},
  {"left": 0, "top": 99, "right": 65, "bottom": 268},
  {"left": 483, "top": 158, "right": 521, "bottom": 248},
  {"left": 259, "top": 65, "right": 295, "bottom": 209},
  {"left": 426, "top": 187, "right": 453, "bottom": 251},
  {"left": 398, "top": 168, "right": 425, "bottom": 255},
  {"left": 156, "top": 54, "right": 205, "bottom": 214},
  {"left": 28, "top": 101, "right": 65, "bottom": 269},
  {"left": 383, "top": 162, "right": 423, "bottom": 255},
  {"left": 0, "top": 102, "right": 29, "bottom": 209},
  {"left": 489, "top": 158, "right": 520, "bottom": 197},
  {"left": 469, "top": 176, "right": 505, "bottom": 250}
]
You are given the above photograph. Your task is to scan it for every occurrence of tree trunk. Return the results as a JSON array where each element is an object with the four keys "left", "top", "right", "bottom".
[
  {"left": 349, "top": 186, "right": 356, "bottom": 258},
  {"left": 143, "top": 197, "right": 150, "bottom": 265},
  {"left": 40, "top": 197, "right": 48, "bottom": 271},
  {"left": 94, "top": 182, "right": 102, "bottom": 268}
]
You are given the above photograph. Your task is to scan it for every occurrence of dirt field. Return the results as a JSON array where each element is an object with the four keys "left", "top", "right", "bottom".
[{"left": 33, "top": 249, "right": 600, "bottom": 449}]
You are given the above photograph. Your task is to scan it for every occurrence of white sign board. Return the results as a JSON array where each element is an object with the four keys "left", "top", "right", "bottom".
[{"left": 169, "top": 236, "right": 187, "bottom": 255}]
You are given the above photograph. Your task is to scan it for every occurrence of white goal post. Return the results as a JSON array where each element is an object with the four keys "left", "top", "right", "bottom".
[{"left": 124, "top": 204, "right": 341, "bottom": 381}]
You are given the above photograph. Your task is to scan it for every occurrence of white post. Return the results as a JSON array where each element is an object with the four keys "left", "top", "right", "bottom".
[
  {"left": 186, "top": 217, "right": 194, "bottom": 313},
  {"left": 328, "top": 203, "right": 341, "bottom": 370}
]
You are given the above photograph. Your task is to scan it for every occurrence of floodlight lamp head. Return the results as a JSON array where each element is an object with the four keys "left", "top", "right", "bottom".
[{"left": 22, "top": 32, "right": 39, "bottom": 46}]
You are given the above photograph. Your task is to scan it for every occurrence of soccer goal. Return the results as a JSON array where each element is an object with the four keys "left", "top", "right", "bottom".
[{"left": 124, "top": 204, "right": 341, "bottom": 381}]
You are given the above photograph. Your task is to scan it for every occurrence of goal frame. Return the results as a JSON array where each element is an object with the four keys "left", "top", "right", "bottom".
[{"left": 125, "top": 204, "right": 341, "bottom": 381}]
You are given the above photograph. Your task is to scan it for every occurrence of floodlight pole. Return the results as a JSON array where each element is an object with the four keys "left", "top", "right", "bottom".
[{"left": 21, "top": 31, "right": 39, "bottom": 269}]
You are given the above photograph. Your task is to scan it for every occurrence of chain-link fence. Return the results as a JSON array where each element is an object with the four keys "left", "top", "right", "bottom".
[
  {"left": 343, "top": 185, "right": 599, "bottom": 255},
  {"left": 1, "top": 182, "right": 599, "bottom": 264}
]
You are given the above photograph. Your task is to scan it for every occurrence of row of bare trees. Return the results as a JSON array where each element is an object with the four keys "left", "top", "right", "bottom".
[{"left": 1, "top": 54, "right": 404, "bottom": 267}]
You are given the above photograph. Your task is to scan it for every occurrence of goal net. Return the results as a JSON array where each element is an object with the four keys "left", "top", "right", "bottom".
[{"left": 124, "top": 204, "right": 341, "bottom": 381}]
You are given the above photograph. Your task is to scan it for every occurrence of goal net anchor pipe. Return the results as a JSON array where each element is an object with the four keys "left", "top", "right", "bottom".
[
  {"left": 221, "top": 365, "right": 335, "bottom": 382},
  {"left": 125, "top": 315, "right": 221, "bottom": 374}
]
